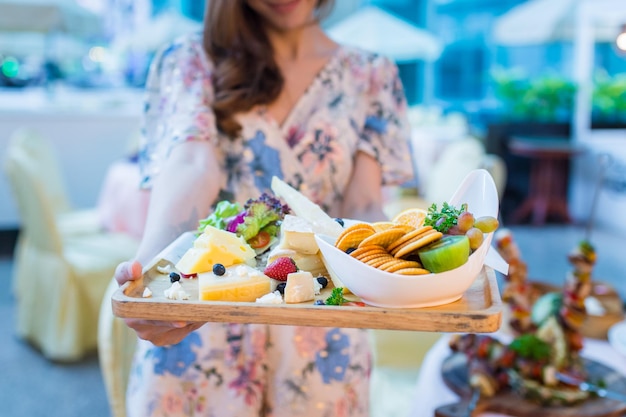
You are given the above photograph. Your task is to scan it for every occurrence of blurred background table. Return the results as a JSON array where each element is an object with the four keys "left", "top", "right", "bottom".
[
  {"left": 0, "top": 86, "right": 142, "bottom": 230},
  {"left": 508, "top": 137, "right": 586, "bottom": 225},
  {"left": 408, "top": 332, "right": 626, "bottom": 417}
]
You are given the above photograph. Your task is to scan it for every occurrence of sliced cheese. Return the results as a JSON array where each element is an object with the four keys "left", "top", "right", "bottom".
[
  {"left": 176, "top": 226, "right": 256, "bottom": 275},
  {"left": 280, "top": 214, "right": 319, "bottom": 254},
  {"left": 284, "top": 271, "right": 315, "bottom": 304},
  {"left": 271, "top": 176, "right": 343, "bottom": 239},
  {"left": 198, "top": 264, "right": 271, "bottom": 302}
]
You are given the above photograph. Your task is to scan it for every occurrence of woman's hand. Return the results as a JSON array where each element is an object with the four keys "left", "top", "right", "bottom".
[{"left": 115, "top": 260, "right": 205, "bottom": 346}]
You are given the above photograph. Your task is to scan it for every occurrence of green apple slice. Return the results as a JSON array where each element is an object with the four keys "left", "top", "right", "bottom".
[{"left": 418, "top": 235, "right": 470, "bottom": 273}]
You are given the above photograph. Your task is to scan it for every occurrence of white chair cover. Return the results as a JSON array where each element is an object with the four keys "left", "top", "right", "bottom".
[{"left": 4, "top": 129, "right": 138, "bottom": 361}]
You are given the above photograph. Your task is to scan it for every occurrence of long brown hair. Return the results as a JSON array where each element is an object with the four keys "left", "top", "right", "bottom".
[{"left": 203, "top": 0, "right": 334, "bottom": 138}]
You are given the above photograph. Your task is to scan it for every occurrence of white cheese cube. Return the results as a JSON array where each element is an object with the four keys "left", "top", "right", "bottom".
[{"left": 284, "top": 271, "right": 315, "bottom": 304}]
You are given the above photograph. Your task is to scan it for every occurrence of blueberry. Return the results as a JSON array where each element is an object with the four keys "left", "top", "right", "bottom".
[
  {"left": 316, "top": 276, "right": 329, "bottom": 288},
  {"left": 276, "top": 282, "right": 286, "bottom": 295},
  {"left": 212, "top": 263, "right": 226, "bottom": 276},
  {"left": 314, "top": 300, "right": 325, "bottom": 305},
  {"left": 334, "top": 218, "right": 345, "bottom": 227},
  {"left": 346, "top": 247, "right": 356, "bottom": 255},
  {"left": 169, "top": 272, "right": 181, "bottom": 283}
]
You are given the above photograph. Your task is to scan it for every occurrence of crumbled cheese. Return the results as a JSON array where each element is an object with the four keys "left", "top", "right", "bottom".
[
  {"left": 156, "top": 264, "right": 174, "bottom": 274},
  {"left": 256, "top": 291, "right": 284, "bottom": 304},
  {"left": 142, "top": 287, "right": 153, "bottom": 298},
  {"left": 164, "top": 281, "right": 190, "bottom": 300},
  {"left": 313, "top": 277, "right": 322, "bottom": 295}
]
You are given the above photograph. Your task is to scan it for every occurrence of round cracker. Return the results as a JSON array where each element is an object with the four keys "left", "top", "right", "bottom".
[
  {"left": 391, "top": 224, "right": 416, "bottom": 234},
  {"left": 393, "top": 231, "right": 443, "bottom": 258},
  {"left": 334, "top": 223, "right": 375, "bottom": 246},
  {"left": 394, "top": 267, "right": 431, "bottom": 275},
  {"left": 359, "top": 228, "right": 407, "bottom": 249},
  {"left": 382, "top": 260, "right": 422, "bottom": 272},
  {"left": 376, "top": 258, "right": 404, "bottom": 271},
  {"left": 366, "top": 255, "right": 395, "bottom": 268},
  {"left": 387, "top": 226, "right": 434, "bottom": 253},
  {"left": 349, "top": 245, "right": 386, "bottom": 258},
  {"left": 336, "top": 228, "right": 376, "bottom": 252},
  {"left": 371, "top": 221, "right": 396, "bottom": 232},
  {"left": 359, "top": 252, "right": 392, "bottom": 264}
]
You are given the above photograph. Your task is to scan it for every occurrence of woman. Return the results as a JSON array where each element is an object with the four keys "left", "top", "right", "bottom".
[{"left": 116, "top": 0, "right": 414, "bottom": 415}]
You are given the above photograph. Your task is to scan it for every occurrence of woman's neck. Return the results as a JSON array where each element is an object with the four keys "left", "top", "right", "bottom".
[{"left": 265, "top": 24, "right": 334, "bottom": 62}]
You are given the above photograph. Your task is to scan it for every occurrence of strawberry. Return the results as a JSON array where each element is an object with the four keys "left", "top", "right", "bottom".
[{"left": 264, "top": 257, "right": 298, "bottom": 281}]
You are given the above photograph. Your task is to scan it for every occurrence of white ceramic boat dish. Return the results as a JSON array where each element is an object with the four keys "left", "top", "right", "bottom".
[{"left": 315, "top": 169, "right": 500, "bottom": 309}]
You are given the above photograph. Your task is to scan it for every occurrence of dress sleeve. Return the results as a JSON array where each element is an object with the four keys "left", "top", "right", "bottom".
[
  {"left": 357, "top": 55, "right": 415, "bottom": 187},
  {"left": 138, "top": 35, "right": 218, "bottom": 188}
]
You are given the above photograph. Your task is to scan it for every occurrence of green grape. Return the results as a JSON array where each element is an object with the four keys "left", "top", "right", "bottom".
[
  {"left": 456, "top": 211, "right": 475, "bottom": 233},
  {"left": 466, "top": 227, "right": 484, "bottom": 250},
  {"left": 474, "top": 216, "right": 499, "bottom": 233}
]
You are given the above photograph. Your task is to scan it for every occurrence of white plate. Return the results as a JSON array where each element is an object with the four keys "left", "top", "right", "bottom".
[
  {"left": 608, "top": 320, "right": 626, "bottom": 357},
  {"left": 315, "top": 169, "right": 500, "bottom": 309}
]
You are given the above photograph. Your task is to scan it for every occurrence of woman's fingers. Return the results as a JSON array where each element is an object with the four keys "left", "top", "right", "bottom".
[
  {"left": 129, "top": 260, "right": 142, "bottom": 278},
  {"left": 124, "top": 319, "right": 205, "bottom": 346},
  {"left": 114, "top": 260, "right": 143, "bottom": 286}
]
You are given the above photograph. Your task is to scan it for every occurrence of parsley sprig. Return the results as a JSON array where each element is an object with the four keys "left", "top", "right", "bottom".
[
  {"left": 325, "top": 287, "right": 349, "bottom": 306},
  {"left": 424, "top": 202, "right": 468, "bottom": 233}
]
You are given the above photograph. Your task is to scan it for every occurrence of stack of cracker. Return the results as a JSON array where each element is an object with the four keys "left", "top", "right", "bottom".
[{"left": 334, "top": 223, "right": 443, "bottom": 275}]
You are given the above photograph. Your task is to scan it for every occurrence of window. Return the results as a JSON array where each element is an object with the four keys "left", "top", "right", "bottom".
[{"left": 436, "top": 41, "right": 485, "bottom": 100}]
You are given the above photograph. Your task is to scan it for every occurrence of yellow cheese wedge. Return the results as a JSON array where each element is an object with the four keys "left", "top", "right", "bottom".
[
  {"left": 175, "top": 226, "right": 256, "bottom": 275},
  {"left": 198, "top": 264, "right": 271, "bottom": 302}
]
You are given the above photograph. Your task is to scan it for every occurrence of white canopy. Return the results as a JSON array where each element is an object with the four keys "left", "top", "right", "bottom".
[
  {"left": 111, "top": 11, "right": 202, "bottom": 53},
  {"left": 0, "top": 0, "right": 102, "bottom": 37},
  {"left": 493, "top": 0, "right": 626, "bottom": 45},
  {"left": 326, "top": 5, "right": 443, "bottom": 63}
]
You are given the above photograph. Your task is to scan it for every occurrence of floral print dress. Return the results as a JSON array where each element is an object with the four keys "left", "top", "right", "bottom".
[{"left": 130, "top": 33, "right": 414, "bottom": 417}]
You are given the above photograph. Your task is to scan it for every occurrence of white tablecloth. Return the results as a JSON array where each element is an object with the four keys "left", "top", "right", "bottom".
[
  {"left": 410, "top": 125, "right": 467, "bottom": 192},
  {"left": 408, "top": 332, "right": 626, "bottom": 417}
]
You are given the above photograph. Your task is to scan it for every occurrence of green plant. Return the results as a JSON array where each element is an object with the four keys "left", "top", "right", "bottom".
[
  {"left": 492, "top": 68, "right": 577, "bottom": 123},
  {"left": 592, "top": 71, "right": 626, "bottom": 123}
]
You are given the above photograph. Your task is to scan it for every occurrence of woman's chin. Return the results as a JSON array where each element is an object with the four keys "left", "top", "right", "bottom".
[{"left": 250, "top": 0, "right": 318, "bottom": 33}]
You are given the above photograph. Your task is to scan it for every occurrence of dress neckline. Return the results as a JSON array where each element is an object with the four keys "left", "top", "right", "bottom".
[{"left": 261, "top": 45, "right": 345, "bottom": 132}]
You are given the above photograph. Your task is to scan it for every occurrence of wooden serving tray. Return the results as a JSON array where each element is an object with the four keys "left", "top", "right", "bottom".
[{"left": 111, "top": 232, "right": 503, "bottom": 333}]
